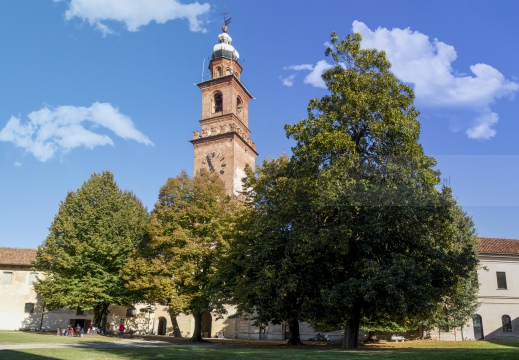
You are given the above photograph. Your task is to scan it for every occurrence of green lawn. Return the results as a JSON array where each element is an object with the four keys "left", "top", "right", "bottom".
[
  {"left": 0, "top": 331, "right": 121, "bottom": 344},
  {"left": 4, "top": 347, "right": 519, "bottom": 360},
  {"left": 1, "top": 331, "right": 519, "bottom": 360}
]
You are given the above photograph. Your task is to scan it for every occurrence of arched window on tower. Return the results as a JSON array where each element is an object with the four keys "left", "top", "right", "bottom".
[
  {"left": 236, "top": 97, "right": 243, "bottom": 119},
  {"left": 212, "top": 92, "right": 223, "bottom": 113},
  {"left": 226, "top": 67, "right": 232, "bottom": 75},
  {"left": 215, "top": 66, "right": 222, "bottom": 78}
]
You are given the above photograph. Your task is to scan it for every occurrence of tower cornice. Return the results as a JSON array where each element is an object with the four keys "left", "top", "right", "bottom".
[
  {"left": 196, "top": 74, "right": 253, "bottom": 100},
  {"left": 198, "top": 113, "right": 250, "bottom": 134},
  {"left": 190, "top": 131, "right": 258, "bottom": 156}
]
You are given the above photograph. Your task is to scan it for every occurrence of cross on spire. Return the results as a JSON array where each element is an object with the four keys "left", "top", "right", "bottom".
[{"left": 221, "top": 8, "right": 231, "bottom": 27}]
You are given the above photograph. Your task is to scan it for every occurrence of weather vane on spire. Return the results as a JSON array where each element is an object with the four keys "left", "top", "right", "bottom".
[{"left": 221, "top": 8, "right": 231, "bottom": 32}]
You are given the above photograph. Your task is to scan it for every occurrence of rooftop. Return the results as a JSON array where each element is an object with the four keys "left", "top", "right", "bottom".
[
  {"left": 478, "top": 237, "right": 519, "bottom": 255},
  {"left": 0, "top": 247, "right": 37, "bottom": 266},
  {"left": 1, "top": 237, "right": 519, "bottom": 266}
]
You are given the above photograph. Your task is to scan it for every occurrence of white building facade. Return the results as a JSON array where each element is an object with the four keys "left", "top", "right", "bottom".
[
  {"left": 470, "top": 237, "right": 519, "bottom": 340},
  {"left": 2, "top": 237, "right": 519, "bottom": 341},
  {"left": 426, "top": 237, "right": 519, "bottom": 341},
  {"left": 0, "top": 247, "right": 239, "bottom": 337}
]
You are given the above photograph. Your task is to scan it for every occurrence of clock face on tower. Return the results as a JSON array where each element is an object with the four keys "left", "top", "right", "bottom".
[{"left": 201, "top": 152, "right": 226, "bottom": 175}]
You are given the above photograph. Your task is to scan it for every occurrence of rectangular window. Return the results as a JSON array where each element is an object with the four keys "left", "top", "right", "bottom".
[
  {"left": 497, "top": 272, "right": 508, "bottom": 290},
  {"left": 439, "top": 325, "right": 450, "bottom": 332},
  {"left": 2, "top": 272, "right": 13, "bottom": 285},
  {"left": 126, "top": 308, "right": 136, "bottom": 317},
  {"left": 28, "top": 273, "right": 38, "bottom": 285},
  {"left": 24, "top": 303, "right": 35, "bottom": 314},
  {"left": 76, "top": 307, "right": 85, "bottom": 316}
]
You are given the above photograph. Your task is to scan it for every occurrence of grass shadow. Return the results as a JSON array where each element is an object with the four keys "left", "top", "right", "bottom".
[{"left": 483, "top": 340, "right": 519, "bottom": 348}]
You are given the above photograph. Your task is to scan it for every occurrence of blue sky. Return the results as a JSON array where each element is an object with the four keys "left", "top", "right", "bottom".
[{"left": 1, "top": 0, "right": 519, "bottom": 249}]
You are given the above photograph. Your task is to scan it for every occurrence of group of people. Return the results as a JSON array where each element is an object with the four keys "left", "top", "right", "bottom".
[
  {"left": 56, "top": 324, "right": 85, "bottom": 337},
  {"left": 56, "top": 323, "right": 126, "bottom": 337}
]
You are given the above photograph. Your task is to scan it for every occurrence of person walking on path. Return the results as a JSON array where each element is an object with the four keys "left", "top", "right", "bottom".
[{"left": 118, "top": 323, "right": 125, "bottom": 338}]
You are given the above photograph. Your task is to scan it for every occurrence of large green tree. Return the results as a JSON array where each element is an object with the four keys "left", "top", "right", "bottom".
[
  {"left": 226, "top": 155, "right": 323, "bottom": 345},
  {"left": 282, "top": 32, "right": 479, "bottom": 348},
  {"left": 421, "top": 205, "right": 480, "bottom": 340},
  {"left": 122, "top": 170, "right": 237, "bottom": 342},
  {"left": 33, "top": 170, "right": 149, "bottom": 326},
  {"left": 226, "top": 32, "right": 478, "bottom": 348}
]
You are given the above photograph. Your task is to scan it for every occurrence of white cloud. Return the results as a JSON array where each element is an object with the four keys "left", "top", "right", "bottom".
[
  {"left": 282, "top": 21, "right": 519, "bottom": 140},
  {"left": 351, "top": 20, "right": 519, "bottom": 140},
  {"left": 62, "top": 0, "right": 211, "bottom": 35},
  {"left": 466, "top": 110, "right": 498, "bottom": 140},
  {"left": 283, "top": 64, "right": 314, "bottom": 71},
  {"left": 303, "top": 60, "right": 333, "bottom": 89},
  {"left": 279, "top": 74, "right": 296, "bottom": 87},
  {"left": 0, "top": 102, "right": 153, "bottom": 162},
  {"left": 14, "top": 162, "right": 21, "bottom": 167},
  {"left": 281, "top": 61, "right": 333, "bottom": 89},
  {"left": 94, "top": 22, "right": 114, "bottom": 36}
]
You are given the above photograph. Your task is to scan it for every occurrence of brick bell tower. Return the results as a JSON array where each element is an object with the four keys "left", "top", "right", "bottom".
[{"left": 190, "top": 23, "right": 257, "bottom": 195}]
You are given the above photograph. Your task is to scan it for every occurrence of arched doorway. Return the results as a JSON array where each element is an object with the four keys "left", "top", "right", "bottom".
[
  {"left": 157, "top": 317, "right": 167, "bottom": 336},
  {"left": 472, "top": 314, "right": 484, "bottom": 340},
  {"left": 201, "top": 312, "right": 212, "bottom": 338}
]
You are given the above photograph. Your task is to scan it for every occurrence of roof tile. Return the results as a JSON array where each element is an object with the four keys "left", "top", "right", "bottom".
[
  {"left": 478, "top": 237, "right": 519, "bottom": 255},
  {"left": 1, "top": 237, "right": 519, "bottom": 266},
  {"left": 0, "top": 247, "right": 38, "bottom": 266}
]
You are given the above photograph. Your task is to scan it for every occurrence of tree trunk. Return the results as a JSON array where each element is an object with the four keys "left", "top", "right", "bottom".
[
  {"left": 364, "top": 330, "right": 377, "bottom": 343},
  {"left": 102, "top": 312, "right": 109, "bottom": 332},
  {"left": 286, "top": 319, "right": 304, "bottom": 345},
  {"left": 169, "top": 313, "right": 182, "bottom": 337},
  {"left": 93, "top": 306, "right": 102, "bottom": 326},
  {"left": 39, "top": 302, "right": 46, "bottom": 331},
  {"left": 190, "top": 312, "right": 205, "bottom": 342},
  {"left": 342, "top": 307, "right": 360, "bottom": 349},
  {"left": 94, "top": 303, "right": 110, "bottom": 328}
]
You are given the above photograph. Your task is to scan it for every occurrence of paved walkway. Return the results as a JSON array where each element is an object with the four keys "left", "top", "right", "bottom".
[{"left": 0, "top": 338, "right": 184, "bottom": 350}]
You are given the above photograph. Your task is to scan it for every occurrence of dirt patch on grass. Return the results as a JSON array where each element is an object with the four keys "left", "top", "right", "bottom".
[
  {"left": 130, "top": 335, "right": 344, "bottom": 349},
  {"left": 129, "top": 336, "right": 497, "bottom": 351}
]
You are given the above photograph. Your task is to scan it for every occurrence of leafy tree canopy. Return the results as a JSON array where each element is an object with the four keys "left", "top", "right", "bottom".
[
  {"left": 122, "top": 170, "right": 239, "bottom": 341},
  {"left": 33, "top": 170, "right": 149, "bottom": 325},
  {"left": 285, "top": 32, "right": 478, "bottom": 349},
  {"left": 420, "top": 205, "right": 480, "bottom": 338},
  {"left": 226, "top": 155, "right": 324, "bottom": 345},
  {"left": 242, "top": 32, "right": 479, "bottom": 349}
]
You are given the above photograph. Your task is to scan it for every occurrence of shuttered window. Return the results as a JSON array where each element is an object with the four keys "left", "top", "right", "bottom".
[{"left": 2, "top": 272, "right": 13, "bottom": 285}]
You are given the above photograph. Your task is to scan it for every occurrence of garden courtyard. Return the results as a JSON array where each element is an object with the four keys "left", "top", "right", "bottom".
[{"left": 0, "top": 331, "right": 518, "bottom": 359}]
